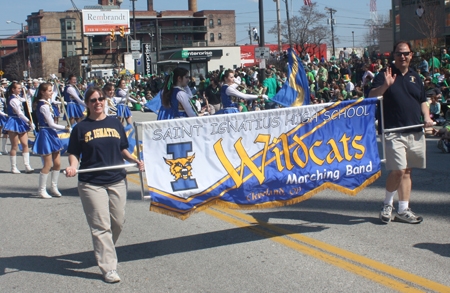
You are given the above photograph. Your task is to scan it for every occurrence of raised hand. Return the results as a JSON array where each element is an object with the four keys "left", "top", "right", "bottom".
[{"left": 384, "top": 67, "right": 397, "bottom": 88}]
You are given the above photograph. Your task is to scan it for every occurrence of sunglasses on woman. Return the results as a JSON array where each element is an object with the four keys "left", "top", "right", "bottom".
[{"left": 89, "top": 96, "right": 105, "bottom": 103}]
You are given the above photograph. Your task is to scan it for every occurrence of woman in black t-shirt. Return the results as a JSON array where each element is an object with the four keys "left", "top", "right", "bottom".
[{"left": 65, "top": 87, "right": 144, "bottom": 283}]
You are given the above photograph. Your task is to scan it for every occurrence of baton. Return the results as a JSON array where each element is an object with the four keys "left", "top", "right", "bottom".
[
  {"left": 51, "top": 78, "right": 71, "bottom": 128},
  {"left": 63, "top": 163, "right": 138, "bottom": 175}
]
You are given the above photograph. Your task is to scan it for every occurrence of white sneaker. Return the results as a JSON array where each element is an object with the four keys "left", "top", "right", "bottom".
[{"left": 104, "top": 270, "right": 121, "bottom": 283}]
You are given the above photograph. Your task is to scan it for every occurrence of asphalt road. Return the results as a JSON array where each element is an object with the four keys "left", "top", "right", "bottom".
[{"left": 1, "top": 110, "right": 449, "bottom": 292}]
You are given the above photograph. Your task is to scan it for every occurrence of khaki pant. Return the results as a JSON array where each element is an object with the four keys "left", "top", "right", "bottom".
[
  {"left": 385, "top": 132, "right": 426, "bottom": 171},
  {"left": 78, "top": 179, "right": 127, "bottom": 275},
  {"left": 209, "top": 103, "right": 221, "bottom": 115}
]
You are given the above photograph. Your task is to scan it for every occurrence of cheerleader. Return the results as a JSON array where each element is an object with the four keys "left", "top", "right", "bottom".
[
  {"left": 218, "top": 69, "right": 267, "bottom": 114},
  {"left": 0, "top": 95, "right": 9, "bottom": 155},
  {"left": 3, "top": 82, "right": 35, "bottom": 174},
  {"left": 103, "top": 83, "right": 119, "bottom": 117},
  {"left": 64, "top": 74, "right": 86, "bottom": 126},
  {"left": 32, "top": 83, "right": 70, "bottom": 198},
  {"left": 115, "top": 79, "right": 137, "bottom": 125},
  {"left": 157, "top": 68, "right": 199, "bottom": 120}
]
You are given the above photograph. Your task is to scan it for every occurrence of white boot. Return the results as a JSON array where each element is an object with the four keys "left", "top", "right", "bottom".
[
  {"left": 38, "top": 172, "right": 52, "bottom": 199},
  {"left": 10, "top": 155, "right": 21, "bottom": 174},
  {"left": 49, "top": 170, "right": 62, "bottom": 197},
  {"left": 23, "top": 152, "right": 34, "bottom": 173},
  {"left": 1, "top": 137, "right": 7, "bottom": 154}
]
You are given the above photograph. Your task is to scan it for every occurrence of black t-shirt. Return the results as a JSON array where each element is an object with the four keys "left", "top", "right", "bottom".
[
  {"left": 67, "top": 116, "right": 129, "bottom": 184},
  {"left": 371, "top": 66, "right": 426, "bottom": 132},
  {"left": 205, "top": 85, "right": 222, "bottom": 105}
]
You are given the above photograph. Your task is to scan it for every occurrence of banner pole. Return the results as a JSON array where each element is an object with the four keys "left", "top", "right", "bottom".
[
  {"left": 63, "top": 163, "right": 138, "bottom": 174},
  {"left": 133, "top": 121, "right": 147, "bottom": 200},
  {"left": 383, "top": 124, "right": 430, "bottom": 133},
  {"left": 379, "top": 96, "right": 386, "bottom": 164}
]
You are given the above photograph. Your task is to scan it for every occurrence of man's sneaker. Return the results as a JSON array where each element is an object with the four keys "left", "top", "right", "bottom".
[
  {"left": 395, "top": 208, "right": 423, "bottom": 224},
  {"left": 104, "top": 270, "right": 121, "bottom": 283},
  {"left": 379, "top": 204, "right": 394, "bottom": 223}
]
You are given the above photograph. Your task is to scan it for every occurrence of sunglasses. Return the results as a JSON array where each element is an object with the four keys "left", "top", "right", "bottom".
[
  {"left": 394, "top": 51, "right": 411, "bottom": 57},
  {"left": 89, "top": 97, "right": 105, "bottom": 103}
]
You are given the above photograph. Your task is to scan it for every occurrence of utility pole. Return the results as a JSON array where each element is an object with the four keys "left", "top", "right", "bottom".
[
  {"left": 352, "top": 31, "right": 354, "bottom": 48},
  {"left": 258, "top": 0, "right": 265, "bottom": 83},
  {"left": 131, "top": 0, "right": 137, "bottom": 76},
  {"left": 325, "top": 7, "right": 336, "bottom": 58},
  {"left": 248, "top": 24, "right": 252, "bottom": 45},
  {"left": 275, "top": 0, "right": 282, "bottom": 53},
  {"left": 284, "top": 0, "right": 292, "bottom": 49}
]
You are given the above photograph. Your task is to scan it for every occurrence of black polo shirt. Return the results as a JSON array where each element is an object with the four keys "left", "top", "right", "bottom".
[{"left": 371, "top": 66, "right": 426, "bottom": 133}]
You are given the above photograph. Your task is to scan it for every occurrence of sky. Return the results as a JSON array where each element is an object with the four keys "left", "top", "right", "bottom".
[{"left": 0, "top": 0, "right": 391, "bottom": 48}]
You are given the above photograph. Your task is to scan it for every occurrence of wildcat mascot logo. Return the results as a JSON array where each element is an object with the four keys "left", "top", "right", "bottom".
[{"left": 164, "top": 142, "right": 198, "bottom": 192}]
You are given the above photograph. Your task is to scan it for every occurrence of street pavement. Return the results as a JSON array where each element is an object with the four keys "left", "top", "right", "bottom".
[{"left": 1, "top": 109, "right": 450, "bottom": 292}]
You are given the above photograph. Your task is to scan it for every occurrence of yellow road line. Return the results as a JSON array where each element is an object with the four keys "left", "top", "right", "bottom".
[
  {"left": 204, "top": 209, "right": 424, "bottom": 293},
  {"left": 125, "top": 178, "right": 448, "bottom": 292},
  {"left": 214, "top": 206, "right": 450, "bottom": 293}
]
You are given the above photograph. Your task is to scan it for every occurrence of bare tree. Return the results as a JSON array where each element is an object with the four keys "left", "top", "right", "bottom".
[
  {"left": 408, "top": 0, "right": 444, "bottom": 50},
  {"left": 64, "top": 56, "right": 81, "bottom": 77},
  {"left": 362, "top": 14, "right": 391, "bottom": 49},
  {"left": 4, "top": 54, "right": 27, "bottom": 80},
  {"left": 268, "top": 3, "right": 331, "bottom": 58}
]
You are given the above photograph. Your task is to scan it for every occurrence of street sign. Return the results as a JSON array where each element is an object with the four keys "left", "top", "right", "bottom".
[
  {"left": 132, "top": 51, "right": 141, "bottom": 60},
  {"left": 27, "top": 36, "right": 47, "bottom": 43},
  {"left": 142, "top": 43, "right": 152, "bottom": 76},
  {"left": 131, "top": 40, "right": 141, "bottom": 51},
  {"left": 254, "top": 46, "right": 270, "bottom": 60},
  {"left": 81, "top": 56, "right": 88, "bottom": 67},
  {"left": 0, "top": 70, "right": 4, "bottom": 76},
  {"left": 23, "top": 71, "right": 28, "bottom": 78}
]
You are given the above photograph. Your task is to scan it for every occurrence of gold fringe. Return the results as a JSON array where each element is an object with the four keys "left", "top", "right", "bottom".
[{"left": 149, "top": 171, "right": 382, "bottom": 220}]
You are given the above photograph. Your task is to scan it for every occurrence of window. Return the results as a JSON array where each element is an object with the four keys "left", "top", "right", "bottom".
[
  {"left": 218, "top": 33, "right": 222, "bottom": 40},
  {"left": 182, "top": 20, "right": 186, "bottom": 26},
  {"left": 67, "top": 21, "right": 72, "bottom": 30},
  {"left": 210, "top": 33, "right": 214, "bottom": 42},
  {"left": 72, "top": 21, "right": 75, "bottom": 31},
  {"left": 61, "top": 21, "right": 65, "bottom": 31},
  {"left": 209, "top": 19, "right": 214, "bottom": 28},
  {"left": 174, "top": 20, "right": 178, "bottom": 26},
  {"left": 218, "top": 19, "right": 221, "bottom": 26},
  {"left": 174, "top": 34, "right": 178, "bottom": 41},
  {"left": 187, "top": 22, "right": 191, "bottom": 26},
  {"left": 68, "top": 51, "right": 73, "bottom": 57},
  {"left": 68, "top": 36, "right": 72, "bottom": 45},
  {"left": 182, "top": 34, "right": 186, "bottom": 40},
  {"left": 187, "top": 35, "right": 191, "bottom": 40}
]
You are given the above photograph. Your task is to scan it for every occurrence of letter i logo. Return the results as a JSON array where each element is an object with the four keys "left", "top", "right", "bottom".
[{"left": 163, "top": 142, "right": 198, "bottom": 192}]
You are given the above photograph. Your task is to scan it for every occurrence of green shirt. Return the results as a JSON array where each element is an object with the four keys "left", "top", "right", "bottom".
[
  {"left": 263, "top": 77, "right": 277, "bottom": 100},
  {"left": 239, "top": 102, "right": 248, "bottom": 112},
  {"left": 429, "top": 57, "right": 441, "bottom": 69},
  {"left": 318, "top": 67, "right": 328, "bottom": 82}
]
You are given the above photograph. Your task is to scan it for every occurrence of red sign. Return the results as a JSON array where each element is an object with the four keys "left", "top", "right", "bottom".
[{"left": 240, "top": 44, "right": 327, "bottom": 67}]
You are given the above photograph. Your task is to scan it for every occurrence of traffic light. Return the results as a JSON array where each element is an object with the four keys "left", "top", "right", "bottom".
[
  {"left": 119, "top": 26, "right": 125, "bottom": 38},
  {"left": 110, "top": 29, "right": 115, "bottom": 41}
]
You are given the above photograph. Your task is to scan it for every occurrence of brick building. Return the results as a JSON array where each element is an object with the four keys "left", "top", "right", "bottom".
[{"left": 22, "top": 0, "right": 236, "bottom": 78}]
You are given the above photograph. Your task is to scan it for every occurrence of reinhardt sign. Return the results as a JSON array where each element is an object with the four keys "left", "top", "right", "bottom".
[
  {"left": 82, "top": 9, "right": 130, "bottom": 35},
  {"left": 142, "top": 98, "right": 381, "bottom": 220}
]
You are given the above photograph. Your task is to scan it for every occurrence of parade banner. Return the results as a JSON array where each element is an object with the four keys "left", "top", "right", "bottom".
[{"left": 142, "top": 98, "right": 381, "bottom": 220}]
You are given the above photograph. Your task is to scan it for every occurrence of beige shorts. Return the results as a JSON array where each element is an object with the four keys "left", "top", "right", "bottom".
[{"left": 385, "top": 132, "right": 426, "bottom": 171}]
